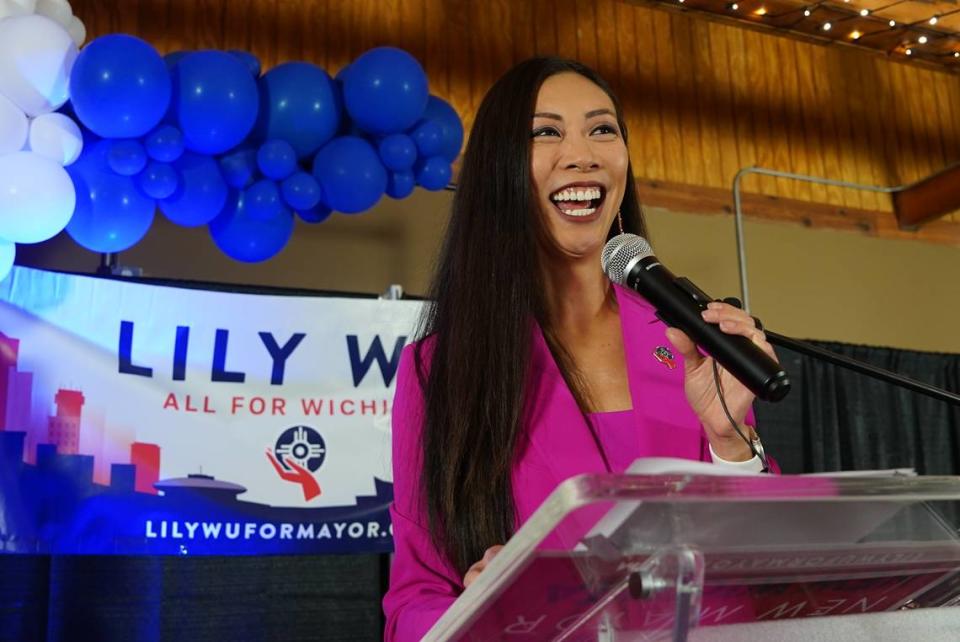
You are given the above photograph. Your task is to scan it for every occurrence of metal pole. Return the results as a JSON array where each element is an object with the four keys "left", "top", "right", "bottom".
[{"left": 729, "top": 166, "right": 924, "bottom": 314}]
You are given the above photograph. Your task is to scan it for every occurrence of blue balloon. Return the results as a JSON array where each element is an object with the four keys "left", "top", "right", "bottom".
[
  {"left": 256, "top": 139, "right": 297, "bottom": 180},
  {"left": 70, "top": 35, "right": 171, "bottom": 139},
  {"left": 144, "top": 125, "right": 185, "bottom": 162},
  {"left": 281, "top": 171, "right": 322, "bottom": 211},
  {"left": 219, "top": 147, "right": 258, "bottom": 189},
  {"left": 423, "top": 95, "right": 464, "bottom": 161},
  {"left": 415, "top": 156, "right": 452, "bottom": 191},
  {"left": 137, "top": 161, "right": 179, "bottom": 199},
  {"left": 297, "top": 202, "right": 332, "bottom": 224},
  {"left": 256, "top": 62, "right": 341, "bottom": 159},
  {"left": 158, "top": 152, "right": 229, "bottom": 226},
  {"left": 312, "top": 136, "right": 386, "bottom": 214},
  {"left": 243, "top": 179, "right": 284, "bottom": 222},
  {"left": 170, "top": 51, "right": 259, "bottom": 154},
  {"left": 66, "top": 140, "right": 155, "bottom": 252},
  {"left": 378, "top": 134, "right": 417, "bottom": 172},
  {"left": 209, "top": 190, "right": 294, "bottom": 262},
  {"left": 228, "top": 50, "right": 261, "bottom": 77},
  {"left": 411, "top": 119, "right": 443, "bottom": 158},
  {"left": 343, "top": 47, "right": 428, "bottom": 135},
  {"left": 107, "top": 140, "right": 148, "bottom": 176},
  {"left": 386, "top": 170, "right": 415, "bottom": 199}
]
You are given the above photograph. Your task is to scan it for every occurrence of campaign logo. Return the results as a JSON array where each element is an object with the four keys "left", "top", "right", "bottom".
[{"left": 266, "top": 425, "right": 326, "bottom": 501}]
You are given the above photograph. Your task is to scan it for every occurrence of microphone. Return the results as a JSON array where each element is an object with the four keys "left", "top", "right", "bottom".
[{"left": 602, "top": 233, "right": 791, "bottom": 402}]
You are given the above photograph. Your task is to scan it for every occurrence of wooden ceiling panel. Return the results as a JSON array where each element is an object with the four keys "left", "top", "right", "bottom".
[
  {"left": 66, "top": 0, "right": 960, "bottom": 242},
  {"left": 639, "top": 0, "right": 960, "bottom": 69}
]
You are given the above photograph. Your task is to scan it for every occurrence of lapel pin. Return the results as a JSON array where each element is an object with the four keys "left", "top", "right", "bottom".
[{"left": 653, "top": 346, "right": 677, "bottom": 369}]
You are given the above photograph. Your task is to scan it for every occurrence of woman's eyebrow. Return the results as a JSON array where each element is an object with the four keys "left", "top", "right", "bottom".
[
  {"left": 533, "top": 108, "right": 615, "bottom": 121},
  {"left": 585, "top": 108, "right": 614, "bottom": 119}
]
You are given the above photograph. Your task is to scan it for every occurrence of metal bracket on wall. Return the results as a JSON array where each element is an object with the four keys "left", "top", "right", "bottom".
[
  {"left": 380, "top": 284, "right": 404, "bottom": 300},
  {"left": 731, "top": 166, "right": 938, "bottom": 313},
  {"left": 96, "top": 253, "right": 143, "bottom": 277}
]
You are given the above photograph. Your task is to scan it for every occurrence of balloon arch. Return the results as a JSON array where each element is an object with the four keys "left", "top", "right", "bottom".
[{"left": 0, "top": 1, "right": 463, "bottom": 273}]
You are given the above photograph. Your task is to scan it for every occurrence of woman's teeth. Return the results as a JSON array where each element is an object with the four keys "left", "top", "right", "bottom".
[
  {"left": 552, "top": 187, "right": 602, "bottom": 201},
  {"left": 550, "top": 186, "right": 603, "bottom": 217}
]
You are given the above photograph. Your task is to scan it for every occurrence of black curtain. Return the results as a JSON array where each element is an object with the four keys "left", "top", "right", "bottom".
[
  {"left": 0, "top": 554, "right": 387, "bottom": 642},
  {"left": 2, "top": 340, "right": 958, "bottom": 641},
  {"left": 755, "top": 339, "right": 960, "bottom": 476}
]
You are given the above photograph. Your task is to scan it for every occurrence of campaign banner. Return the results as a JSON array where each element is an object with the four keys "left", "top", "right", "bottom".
[{"left": 0, "top": 266, "right": 423, "bottom": 555}]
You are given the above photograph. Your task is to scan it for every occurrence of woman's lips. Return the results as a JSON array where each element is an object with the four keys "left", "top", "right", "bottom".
[{"left": 549, "top": 185, "right": 605, "bottom": 222}]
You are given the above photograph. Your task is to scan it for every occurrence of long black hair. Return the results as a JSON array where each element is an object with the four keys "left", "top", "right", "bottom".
[{"left": 415, "top": 57, "right": 647, "bottom": 575}]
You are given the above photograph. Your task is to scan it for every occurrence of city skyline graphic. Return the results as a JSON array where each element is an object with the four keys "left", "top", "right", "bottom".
[{"left": 1, "top": 332, "right": 160, "bottom": 493}]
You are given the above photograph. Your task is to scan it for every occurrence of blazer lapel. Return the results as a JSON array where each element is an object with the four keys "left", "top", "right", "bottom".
[
  {"left": 615, "top": 284, "right": 704, "bottom": 460},
  {"left": 518, "top": 286, "right": 705, "bottom": 507},
  {"left": 521, "top": 324, "right": 609, "bottom": 481}
]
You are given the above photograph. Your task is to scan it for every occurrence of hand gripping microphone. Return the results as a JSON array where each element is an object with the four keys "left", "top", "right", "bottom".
[{"left": 602, "top": 233, "right": 791, "bottom": 402}]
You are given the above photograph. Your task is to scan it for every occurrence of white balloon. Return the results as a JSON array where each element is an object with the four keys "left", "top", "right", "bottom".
[
  {"left": 0, "top": 238, "right": 15, "bottom": 283},
  {"left": 65, "top": 14, "right": 85, "bottom": 47},
  {"left": 0, "top": 93, "right": 28, "bottom": 155},
  {"left": 0, "top": 0, "right": 38, "bottom": 20},
  {"left": 0, "top": 151, "right": 75, "bottom": 243},
  {"left": 27, "top": 112, "right": 82, "bottom": 165},
  {"left": 35, "top": 0, "right": 72, "bottom": 26},
  {"left": 0, "top": 15, "right": 78, "bottom": 117}
]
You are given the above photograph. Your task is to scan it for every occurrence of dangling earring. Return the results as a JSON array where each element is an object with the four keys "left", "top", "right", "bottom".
[{"left": 617, "top": 210, "right": 625, "bottom": 235}]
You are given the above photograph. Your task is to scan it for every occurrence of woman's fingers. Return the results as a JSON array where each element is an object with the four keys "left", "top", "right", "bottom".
[
  {"left": 483, "top": 544, "right": 504, "bottom": 562},
  {"left": 702, "top": 303, "right": 778, "bottom": 362},
  {"left": 463, "top": 562, "right": 484, "bottom": 588},
  {"left": 463, "top": 545, "right": 505, "bottom": 588},
  {"left": 665, "top": 327, "right": 703, "bottom": 370}
]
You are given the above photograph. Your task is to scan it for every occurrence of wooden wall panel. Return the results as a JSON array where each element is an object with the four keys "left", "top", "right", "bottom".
[
  {"left": 707, "top": 25, "right": 739, "bottom": 194},
  {"left": 68, "top": 0, "right": 960, "bottom": 242},
  {"left": 829, "top": 50, "right": 865, "bottom": 210},
  {"left": 628, "top": 7, "right": 664, "bottom": 181}
]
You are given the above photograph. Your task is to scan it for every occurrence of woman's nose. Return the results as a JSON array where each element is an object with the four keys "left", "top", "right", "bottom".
[{"left": 560, "top": 134, "right": 600, "bottom": 171}]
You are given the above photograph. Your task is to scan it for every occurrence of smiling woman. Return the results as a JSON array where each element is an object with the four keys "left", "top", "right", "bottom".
[
  {"left": 383, "top": 57, "right": 778, "bottom": 641},
  {"left": 532, "top": 74, "right": 628, "bottom": 247}
]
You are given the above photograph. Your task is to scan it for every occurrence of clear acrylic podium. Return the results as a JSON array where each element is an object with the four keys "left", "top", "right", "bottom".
[{"left": 424, "top": 473, "right": 960, "bottom": 641}]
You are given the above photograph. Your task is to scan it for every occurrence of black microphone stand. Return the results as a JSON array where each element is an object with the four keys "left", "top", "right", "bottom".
[{"left": 765, "top": 331, "right": 960, "bottom": 407}]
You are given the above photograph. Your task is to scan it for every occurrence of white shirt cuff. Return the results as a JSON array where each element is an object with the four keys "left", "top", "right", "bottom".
[{"left": 709, "top": 444, "right": 765, "bottom": 473}]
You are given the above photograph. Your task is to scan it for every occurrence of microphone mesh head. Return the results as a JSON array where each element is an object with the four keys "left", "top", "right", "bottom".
[{"left": 601, "top": 233, "right": 653, "bottom": 284}]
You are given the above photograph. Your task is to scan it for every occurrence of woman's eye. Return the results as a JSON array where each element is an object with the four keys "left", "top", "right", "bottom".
[
  {"left": 592, "top": 124, "right": 618, "bottom": 136},
  {"left": 532, "top": 127, "right": 560, "bottom": 138}
]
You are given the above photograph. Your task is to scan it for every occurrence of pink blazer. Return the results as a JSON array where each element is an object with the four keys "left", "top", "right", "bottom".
[{"left": 384, "top": 285, "right": 755, "bottom": 640}]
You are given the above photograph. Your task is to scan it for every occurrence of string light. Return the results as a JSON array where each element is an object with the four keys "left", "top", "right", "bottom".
[{"left": 665, "top": 1, "right": 960, "bottom": 69}]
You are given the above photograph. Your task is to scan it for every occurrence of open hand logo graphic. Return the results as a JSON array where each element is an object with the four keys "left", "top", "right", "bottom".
[{"left": 266, "top": 425, "right": 326, "bottom": 501}]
